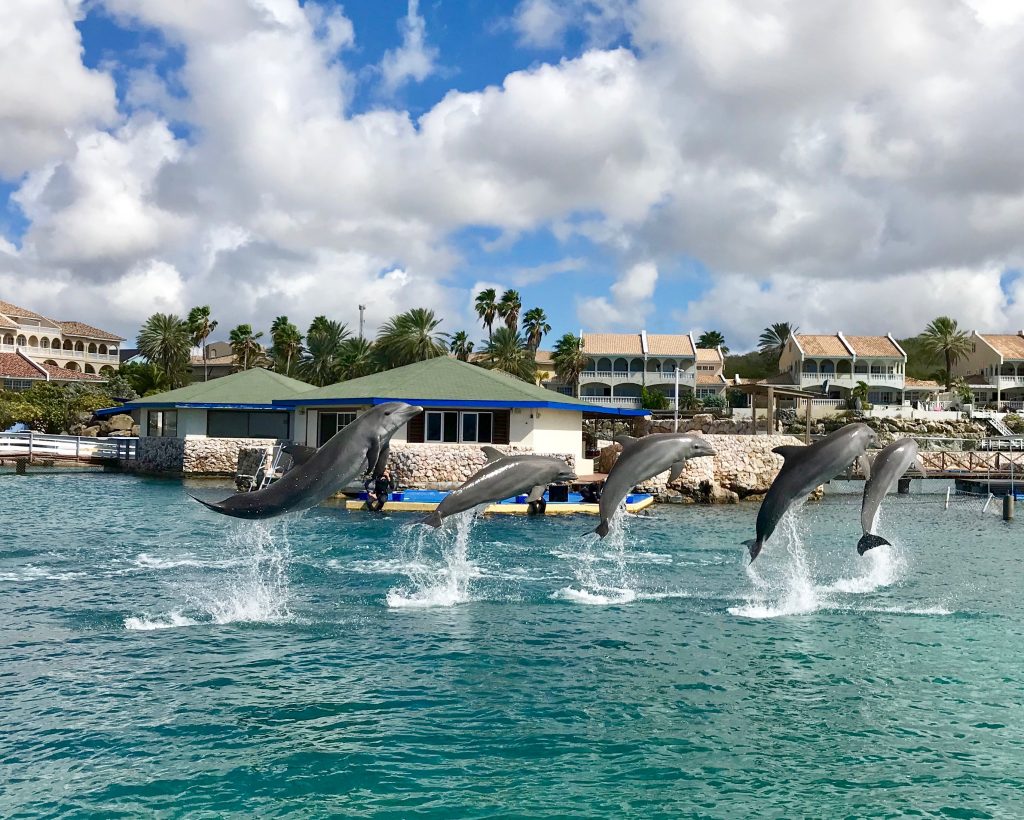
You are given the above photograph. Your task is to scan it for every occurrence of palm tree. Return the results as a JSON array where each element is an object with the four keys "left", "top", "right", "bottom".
[
  {"left": 921, "top": 316, "right": 972, "bottom": 389},
  {"left": 451, "top": 330, "right": 474, "bottom": 362},
  {"left": 497, "top": 289, "right": 522, "bottom": 331},
  {"left": 481, "top": 326, "right": 534, "bottom": 381},
  {"left": 229, "top": 324, "right": 265, "bottom": 370},
  {"left": 522, "top": 307, "right": 551, "bottom": 354},
  {"left": 337, "top": 337, "right": 377, "bottom": 380},
  {"left": 300, "top": 317, "right": 349, "bottom": 386},
  {"left": 137, "top": 313, "right": 191, "bottom": 388},
  {"left": 758, "top": 322, "right": 798, "bottom": 363},
  {"left": 474, "top": 288, "right": 498, "bottom": 342},
  {"left": 269, "top": 316, "right": 303, "bottom": 376},
  {"left": 697, "top": 330, "right": 729, "bottom": 355},
  {"left": 117, "top": 361, "right": 167, "bottom": 396},
  {"left": 186, "top": 305, "right": 218, "bottom": 382},
  {"left": 375, "top": 308, "right": 449, "bottom": 369},
  {"left": 552, "top": 332, "right": 587, "bottom": 397}
]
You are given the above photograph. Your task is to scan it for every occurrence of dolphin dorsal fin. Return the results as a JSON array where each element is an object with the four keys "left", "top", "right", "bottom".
[
  {"left": 771, "top": 445, "right": 804, "bottom": 461},
  {"left": 481, "top": 446, "right": 505, "bottom": 462},
  {"left": 614, "top": 435, "right": 639, "bottom": 448}
]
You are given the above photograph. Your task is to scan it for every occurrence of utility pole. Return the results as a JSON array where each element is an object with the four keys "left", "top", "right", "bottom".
[
  {"left": 674, "top": 366, "right": 680, "bottom": 432},
  {"left": 358, "top": 305, "right": 366, "bottom": 340}
]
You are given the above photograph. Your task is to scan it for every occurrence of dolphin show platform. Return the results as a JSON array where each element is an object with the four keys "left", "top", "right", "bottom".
[{"left": 335, "top": 488, "right": 655, "bottom": 516}]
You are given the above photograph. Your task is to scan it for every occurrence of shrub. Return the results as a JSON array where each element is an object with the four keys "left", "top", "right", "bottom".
[
  {"left": 1004, "top": 413, "right": 1024, "bottom": 434},
  {"left": 701, "top": 394, "right": 726, "bottom": 410},
  {"left": 641, "top": 387, "right": 668, "bottom": 411}
]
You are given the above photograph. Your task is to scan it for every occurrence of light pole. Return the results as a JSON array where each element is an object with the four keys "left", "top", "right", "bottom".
[
  {"left": 358, "top": 305, "right": 366, "bottom": 340},
  {"left": 674, "top": 366, "right": 680, "bottom": 432}
]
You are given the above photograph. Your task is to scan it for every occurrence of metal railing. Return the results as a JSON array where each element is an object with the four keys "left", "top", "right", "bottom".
[
  {"left": 0, "top": 432, "right": 137, "bottom": 461},
  {"left": 578, "top": 396, "right": 644, "bottom": 408}
]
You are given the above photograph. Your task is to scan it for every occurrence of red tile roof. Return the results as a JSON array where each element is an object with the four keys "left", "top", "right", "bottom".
[
  {"left": 695, "top": 347, "right": 723, "bottom": 363},
  {"left": 0, "top": 300, "right": 58, "bottom": 325},
  {"left": 57, "top": 321, "right": 124, "bottom": 342},
  {"left": 980, "top": 333, "right": 1024, "bottom": 360},
  {"left": 795, "top": 334, "right": 851, "bottom": 357},
  {"left": 845, "top": 335, "right": 903, "bottom": 357},
  {"left": 40, "top": 363, "right": 104, "bottom": 382},
  {"left": 0, "top": 352, "right": 45, "bottom": 379}
]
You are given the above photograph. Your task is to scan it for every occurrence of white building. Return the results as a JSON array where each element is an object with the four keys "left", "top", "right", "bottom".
[
  {"left": 777, "top": 333, "right": 908, "bottom": 404},
  {"left": 0, "top": 300, "right": 123, "bottom": 377}
]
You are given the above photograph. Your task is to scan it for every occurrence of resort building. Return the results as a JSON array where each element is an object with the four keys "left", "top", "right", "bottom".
[
  {"left": 0, "top": 350, "right": 106, "bottom": 392},
  {"left": 190, "top": 341, "right": 236, "bottom": 381},
  {"left": 952, "top": 332, "right": 1024, "bottom": 409},
  {"left": 573, "top": 331, "right": 698, "bottom": 409},
  {"left": 777, "top": 333, "right": 907, "bottom": 405},
  {"left": 695, "top": 347, "right": 728, "bottom": 401},
  {"left": 278, "top": 357, "right": 645, "bottom": 468},
  {"left": 0, "top": 299, "right": 123, "bottom": 377}
]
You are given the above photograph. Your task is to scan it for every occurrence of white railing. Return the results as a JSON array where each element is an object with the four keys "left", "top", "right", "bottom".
[
  {"left": 812, "top": 399, "right": 845, "bottom": 408},
  {"left": 0, "top": 432, "right": 137, "bottom": 460},
  {"left": 1003, "top": 401, "right": 1024, "bottom": 411},
  {"left": 578, "top": 396, "right": 644, "bottom": 408},
  {"left": 997, "top": 375, "right": 1024, "bottom": 385},
  {"left": 580, "top": 370, "right": 696, "bottom": 384},
  {"left": 0, "top": 343, "right": 119, "bottom": 361}
]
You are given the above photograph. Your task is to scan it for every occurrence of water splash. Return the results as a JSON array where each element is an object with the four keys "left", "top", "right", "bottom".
[
  {"left": 828, "top": 544, "right": 905, "bottom": 594},
  {"left": 124, "top": 612, "right": 199, "bottom": 631},
  {"left": 555, "top": 508, "right": 642, "bottom": 605},
  {"left": 387, "top": 511, "right": 481, "bottom": 608}
]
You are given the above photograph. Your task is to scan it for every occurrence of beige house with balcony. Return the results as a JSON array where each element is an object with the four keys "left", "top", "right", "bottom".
[
  {"left": 695, "top": 347, "right": 728, "bottom": 400},
  {"left": 777, "top": 333, "right": 908, "bottom": 404},
  {"left": 952, "top": 332, "right": 1024, "bottom": 408},
  {"left": 0, "top": 300, "right": 123, "bottom": 377},
  {"left": 571, "top": 331, "right": 698, "bottom": 409}
]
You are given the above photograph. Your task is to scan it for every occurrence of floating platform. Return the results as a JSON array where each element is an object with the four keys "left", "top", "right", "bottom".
[
  {"left": 339, "top": 488, "right": 655, "bottom": 516},
  {"left": 954, "top": 477, "right": 1024, "bottom": 499}
]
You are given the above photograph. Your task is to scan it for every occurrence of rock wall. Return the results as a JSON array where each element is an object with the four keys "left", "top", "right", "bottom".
[
  {"left": 128, "top": 436, "right": 275, "bottom": 476},
  {"left": 133, "top": 436, "right": 185, "bottom": 474},
  {"left": 387, "top": 444, "right": 576, "bottom": 489}
]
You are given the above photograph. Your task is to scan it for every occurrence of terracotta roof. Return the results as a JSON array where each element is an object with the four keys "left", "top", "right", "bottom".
[
  {"left": 761, "top": 372, "right": 798, "bottom": 385},
  {"left": 0, "top": 352, "right": 45, "bottom": 379},
  {"left": 696, "top": 372, "right": 727, "bottom": 386},
  {"left": 965, "top": 373, "right": 993, "bottom": 386},
  {"left": 695, "top": 347, "right": 723, "bottom": 363},
  {"left": 904, "top": 378, "right": 942, "bottom": 389},
  {"left": 980, "top": 333, "right": 1024, "bottom": 360},
  {"left": 795, "top": 334, "right": 851, "bottom": 357},
  {"left": 0, "top": 314, "right": 17, "bottom": 329},
  {"left": 582, "top": 332, "right": 694, "bottom": 357},
  {"left": 57, "top": 321, "right": 124, "bottom": 342},
  {"left": 0, "top": 300, "right": 59, "bottom": 326},
  {"left": 534, "top": 349, "right": 554, "bottom": 368},
  {"left": 40, "top": 363, "right": 105, "bottom": 382},
  {"left": 190, "top": 353, "right": 235, "bottom": 366},
  {"left": 845, "top": 335, "right": 902, "bottom": 358}
]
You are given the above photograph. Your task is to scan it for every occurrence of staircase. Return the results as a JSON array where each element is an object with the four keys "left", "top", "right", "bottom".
[{"left": 988, "top": 416, "right": 1013, "bottom": 436}]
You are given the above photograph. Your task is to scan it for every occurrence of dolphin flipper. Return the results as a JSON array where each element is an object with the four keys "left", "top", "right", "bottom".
[
  {"left": 856, "top": 454, "right": 872, "bottom": 479},
  {"left": 857, "top": 533, "right": 890, "bottom": 555},
  {"left": 365, "top": 436, "right": 381, "bottom": 476},
  {"left": 189, "top": 493, "right": 226, "bottom": 514},
  {"left": 668, "top": 460, "right": 686, "bottom": 483},
  {"left": 614, "top": 435, "right": 638, "bottom": 448},
  {"left": 282, "top": 444, "right": 317, "bottom": 466},
  {"left": 481, "top": 446, "right": 505, "bottom": 461},
  {"left": 771, "top": 445, "right": 804, "bottom": 461},
  {"left": 913, "top": 459, "right": 928, "bottom": 478},
  {"left": 525, "top": 484, "right": 546, "bottom": 504},
  {"left": 743, "top": 538, "right": 763, "bottom": 563},
  {"left": 372, "top": 444, "right": 390, "bottom": 477}
]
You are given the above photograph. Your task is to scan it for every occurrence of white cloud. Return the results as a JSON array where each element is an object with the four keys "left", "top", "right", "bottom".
[
  {"left": 577, "top": 261, "right": 657, "bottom": 329},
  {"left": 380, "top": 0, "right": 438, "bottom": 93},
  {"left": 0, "top": 0, "right": 117, "bottom": 177},
  {"left": 513, "top": 0, "right": 571, "bottom": 48}
]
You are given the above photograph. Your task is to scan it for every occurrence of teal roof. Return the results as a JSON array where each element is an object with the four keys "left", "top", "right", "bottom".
[
  {"left": 125, "top": 367, "right": 315, "bottom": 408},
  {"left": 272, "top": 357, "right": 646, "bottom": 417}
]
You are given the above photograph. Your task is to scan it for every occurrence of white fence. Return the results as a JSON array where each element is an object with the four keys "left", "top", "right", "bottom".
[{"left": 0, "top": 432, "right": 138, "bottom": 461}]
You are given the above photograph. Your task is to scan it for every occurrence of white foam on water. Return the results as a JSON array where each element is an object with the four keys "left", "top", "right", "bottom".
[
  {"left": 124, "top": 612, "right": 199, "bottom": 631},
  {"left": 730, "top": 509, "right": 826, "bottom": 619},
  {"left": 551, "top": 586, "right": 637, "bottom": 605},
  {"left": 827, "top": 544, "right": 906, "bottom": 594},
  {"left": 856, "top": 604, "right": 953, "bottom": 616},
  {"left": 133, "top": 552, "right": 210, "bottom": 570},
  {"left": 387, "top": 510, "right": 480, "bottom": 608}
]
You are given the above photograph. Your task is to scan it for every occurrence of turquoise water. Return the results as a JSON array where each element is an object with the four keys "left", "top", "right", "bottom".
[{"left": 2, "top": 473, "right": 1022, "bottom": 818}]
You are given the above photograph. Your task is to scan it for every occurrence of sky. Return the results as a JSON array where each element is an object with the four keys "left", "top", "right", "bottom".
[{"left": 3, "top": 0, "right": 1024, "bottom": 352}]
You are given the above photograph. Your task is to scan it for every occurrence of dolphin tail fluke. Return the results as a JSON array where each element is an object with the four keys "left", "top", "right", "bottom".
[
  {"left": 857, "top": 533, "right": 890, "bottom": 555},
  {"left": 743, "top": 538, "right": 763, "bottom": 563},
  {"left": 189, "top": 494, "right": 228, "bottom": 515},
  {"left": 420, "top": 511, "right": 444, "bottom": 528},
  {"left": 593, "top": 519, "right": 611, "bottom": 538}
]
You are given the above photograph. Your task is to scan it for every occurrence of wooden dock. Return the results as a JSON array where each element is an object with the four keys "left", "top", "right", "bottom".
[{"left": 0, "top": 432, "right": 137, "bottom": 467}]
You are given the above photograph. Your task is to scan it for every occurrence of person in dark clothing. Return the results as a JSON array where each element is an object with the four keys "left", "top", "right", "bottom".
[
  {"left": 579, "top": 481, "right": 602, "bottom": 504},
  {"left": 370, "top": 471, "right": 393, "bottom": 511}
]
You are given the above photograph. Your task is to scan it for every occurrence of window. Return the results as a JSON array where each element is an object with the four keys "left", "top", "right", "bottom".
[
  {"left": 147, "top": 410, "right": 177, "bottom": 437},
  {"left": 318, "top": 412, "right": 357, "bottom": 447},
  {"left": 207, "top": 410, "right": 289, "bottom": 439},
  {"left": 2, "top": 378, "right": 33, "bottom": 392},
  {"left": 696, "top": 388, "right": 719, "bottom": 399},
  {"left": 426, "top": 410, "right": 492, "bottom": 443}
]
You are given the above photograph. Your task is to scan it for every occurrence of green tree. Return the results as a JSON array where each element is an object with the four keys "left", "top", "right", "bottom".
[
  {"left": 697, "top": 330, "right": 729, "bottom": 355},
  {"left": 522, "top": 307, "right": 551, "bottom": 354},
  {"left": 497, "top": 289, "right": 522, "bottom": 331},
  {"left": 337, "top": 337, "right": 377, "bottom": 380},
  {"left": 551, "top": 333, "right": 587, "bottom": 397},
  {"left": 921, "top": 316, "right": 971, "bottom": 389},
  {"left": 757, "top": 322, "right": 798, "bottom": 365},
  {"left": 300, "top": 318, "right": 349, "bottom": 386},
  {"left": 229, "top": 324, "right": 265, "bottom": 370},
  {"left": 269, "top": 316, "right": 303, "bottom": 376},
  {"left": 117, "top": 361, "right": 166, "bottom": 396},
  {"left": 137, "top": 313, "right": 191, "bottom": 388},
  {"left": 641, "top": 386, "right": 668, "bottom": 410},
  {"left": 474, "top": 288, "right": 498, "bottom": 342},
  {"left": 700, "top": 393, "right": 726, "bottom": 410},
  {"left": 481, "top": 326, "right": 534, "bottom": 381},
  {"left": 450, "top": 330, "right": 474, "bottom": 362},
  {"left": 186, "top": 305, "right": 218, "bottom": 382},
  {"left": 375, "top": 308, "right": 449, "bottom": 369}
]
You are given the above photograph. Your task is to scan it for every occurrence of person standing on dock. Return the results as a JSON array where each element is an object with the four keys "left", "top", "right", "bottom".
[{"left": 370, "top": 470, "right": 394, "bottom": 512}]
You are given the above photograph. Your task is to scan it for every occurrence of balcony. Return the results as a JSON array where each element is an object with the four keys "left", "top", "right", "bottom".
[
  {"left": 997, "top": 375, "right": 1024, "bottom": 386},
  {"left": 0, "top": 343, "right": 119, "bottom": 363},
  {"left": 580, "top": 369, "right": 696, "bottom": 385},
  {"left": 578, "top": 396, "right": 643, "bottom": 409},
  {"left": 797, "top": 371, "right": 904, "bottom": 388}
]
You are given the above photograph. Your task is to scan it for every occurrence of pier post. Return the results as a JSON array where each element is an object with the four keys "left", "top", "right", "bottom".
[
  {"left": 15, "top": 457, "right": 27, "bottom": 475},
  {"left": 1003, "top": 494, "right": 1014, "bottom": 521},
  {"left": 898, "top": 477, "right": 911, "bottom": 494}
]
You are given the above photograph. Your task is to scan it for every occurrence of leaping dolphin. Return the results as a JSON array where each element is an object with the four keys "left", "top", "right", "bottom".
[
  {"left": 858, "top": 438, "right": 923, "bottom": 555},
  {"left": 593, "top": 433, "right": 716, "bottom": 538},
  {"left": 190, "top": 402, "right": 422, "bottom": 519},
  {"left": 744, "top": 422, "right": 878, "bottom": 562},
  {"left": 420, "top": 447, "right": 577, "bottom": 527}
]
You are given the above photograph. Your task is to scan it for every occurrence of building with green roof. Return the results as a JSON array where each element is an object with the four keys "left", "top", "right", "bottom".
[
  {"left": 107, "top": 367, "right": 315, "bottom": 439},
  {"left": 274, "top": 357, "right": 645, "bottom": 466}
]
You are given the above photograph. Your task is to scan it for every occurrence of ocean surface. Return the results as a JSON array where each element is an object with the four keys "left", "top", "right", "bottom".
[{"left": 1, "top": 472, "right": 1021, "bottom": 818}]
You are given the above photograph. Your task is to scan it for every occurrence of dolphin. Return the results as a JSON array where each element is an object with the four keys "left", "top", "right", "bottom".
[
  {"left": 858, "top": 438, "right": 923, "bottom": 555},
  {"left": 190, "top": 402, "right": 422, "bottom": 519},
  {"left": 744, "top": 422, "right": 878, "bottom": 562},
  {"left": 593, "top": 433, "right": 716, "bottom": 538},
  {"left": 420, "top": 447, "right": 577, "bottom": 527}
]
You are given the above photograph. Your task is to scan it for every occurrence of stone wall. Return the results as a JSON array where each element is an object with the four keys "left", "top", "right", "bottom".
[
  {"left": 128, "top": 436, "right": 275, "bottom": 476},
  {"left": 606, "top": 433, "right": 805, "bottom": 504},
  {"left": 388, "top": 444, "right": 576, "bottom": 489}
]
